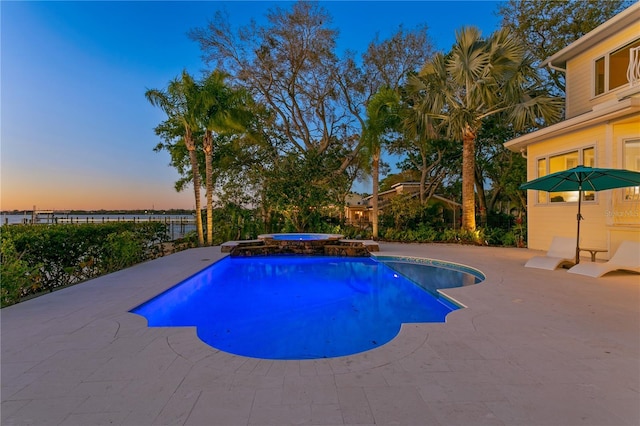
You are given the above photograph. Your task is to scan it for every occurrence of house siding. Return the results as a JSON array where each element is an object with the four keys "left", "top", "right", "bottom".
[
  {"left": 514, "top": 5, "right": 640, "bottom": 257},
  {"left": 566, "top": 27, "right": 640, "bottom": 118},
  {"left": 527, "top": 126, "right": 608, "bottom": 252},
  {"left": 526, "top": 119, "right": 640, "bottom": 255},
  {"left": 610, "top": 120, "right": 640, "bottom": 232}
]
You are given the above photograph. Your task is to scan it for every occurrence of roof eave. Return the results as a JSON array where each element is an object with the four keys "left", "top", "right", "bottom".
[{"left": 504, "top": 97, "right": 640, "bottom": 152}]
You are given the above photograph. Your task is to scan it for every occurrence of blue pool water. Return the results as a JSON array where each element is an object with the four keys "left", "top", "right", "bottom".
[{"left": 131, "top": 256, "right": 481, "bottom": 360}]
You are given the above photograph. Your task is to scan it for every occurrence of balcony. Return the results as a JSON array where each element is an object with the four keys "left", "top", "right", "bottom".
[
  {"left": 627, "top": 46, "right": 640, "bottom": 87},
  {"left": 618, "top": 46, "right": 640, "bottom": 100}
]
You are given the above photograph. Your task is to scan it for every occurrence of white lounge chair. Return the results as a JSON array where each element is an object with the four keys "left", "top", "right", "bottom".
[
  {"left": 525, "top": 236, "right": 577, "bottom": 270},
  {"left": 568, "top": 240, "right": 640, "bottom": 277}
]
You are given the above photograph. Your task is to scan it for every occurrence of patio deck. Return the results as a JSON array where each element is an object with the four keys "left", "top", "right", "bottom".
[{"left": 2, "top": 243, "right": 639, "bottom": 425}]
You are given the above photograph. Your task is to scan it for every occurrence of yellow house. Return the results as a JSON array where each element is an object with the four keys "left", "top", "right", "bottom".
[{"left": 505, "top": 3, "right": 640, "bottom": 257}]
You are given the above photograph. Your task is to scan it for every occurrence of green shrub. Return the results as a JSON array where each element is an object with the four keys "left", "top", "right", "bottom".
[
  {"left": 172, "top": 231, "right": 199, "bottom": 252},
  {"left": 378, "top": 218, "right": 526, "bottom": 247},
  {"left": 326, "top": 224, "right": 371, "bottom": 240},
  {"left": 0, "top": 222, "right": 169, "bottom": 304},
  {"left": 0, "top": 238, "right": 42, "bottom": 307},
  {"left": 101, "top": 231, "right": 145, "bottom": 272},
  {"left": 501, "top": 231, "right": 517, "bottom": 247},
  {"left": 482, "top": 227, "right": 505, "bottom": 246},
  {"left": 440, "top": 228, "right": 459, "bottom": 243}
]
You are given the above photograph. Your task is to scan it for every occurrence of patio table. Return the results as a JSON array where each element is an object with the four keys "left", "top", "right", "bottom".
[{"left": 580, "top": 247, "right": 608, "bottom": 262}]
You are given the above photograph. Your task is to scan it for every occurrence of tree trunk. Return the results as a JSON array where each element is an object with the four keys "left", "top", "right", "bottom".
[
  {"left": 186, "top": 144, "right": 204, "bottom": 246},
  {"left": 419, "top": 150, "right": 428, "bottom": 204},
  {"left": 461, "top": 125, "right": 476, "bottom": 231},
  {"left": 475, "top": 166, "right": 487, "bottom": 227},
  {"left": 203, "top": 131, "right": 214, "bottom": 246},
  {"left": 371, "top": 149, "right": 380, "bottom": 239}
]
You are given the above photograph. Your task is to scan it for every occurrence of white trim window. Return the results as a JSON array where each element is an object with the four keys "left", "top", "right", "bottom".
[
  {"left": 536, "top": 147, "right": 595, "bottom": 204},
  {"left": 594, "top": 38, "right": 640, "bottom": 96},
  {"left": 623, "top": 138, "right": 640, "bottom": 201}
]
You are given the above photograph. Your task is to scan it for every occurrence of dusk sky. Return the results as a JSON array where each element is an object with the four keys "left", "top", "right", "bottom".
[{"left": 1, "top": 1, "right": 502, "bottom": 211}]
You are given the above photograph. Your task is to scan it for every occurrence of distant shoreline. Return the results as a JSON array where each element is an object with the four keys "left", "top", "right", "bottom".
[{"left": 1, "top": 209, "right": 195, "bottom": 215}]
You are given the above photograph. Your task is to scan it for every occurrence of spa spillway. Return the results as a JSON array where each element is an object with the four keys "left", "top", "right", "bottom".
[
  {"left": 221, "top": 233, "right": 379, "bottom": 257},
  {"left": 256, "top": 233, "right": 343, "bottom": 255}
]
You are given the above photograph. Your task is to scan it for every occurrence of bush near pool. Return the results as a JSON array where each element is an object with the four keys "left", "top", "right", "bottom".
[{"left": 0, "top": 222, "right": 169, "bottom": 307}]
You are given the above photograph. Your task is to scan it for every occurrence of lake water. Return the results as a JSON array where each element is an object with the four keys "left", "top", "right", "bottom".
[{"left": 1, "top": 213, "right": 196, "bottom": 240}]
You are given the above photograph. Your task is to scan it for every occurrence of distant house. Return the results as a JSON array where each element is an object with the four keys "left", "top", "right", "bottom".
[
  {"left": 345, "top": 182, "right": 460, "bottom": 228},
  {"left": 505, "top": 3, "right": 640, "bottom": 256},
  {"left": 344, "top": 193, "right": 369, "bottom": 227}
]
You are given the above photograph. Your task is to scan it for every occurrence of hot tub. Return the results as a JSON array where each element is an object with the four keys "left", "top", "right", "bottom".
[{"left": 258, "top": 233, "right": 343, "bottom": 242}]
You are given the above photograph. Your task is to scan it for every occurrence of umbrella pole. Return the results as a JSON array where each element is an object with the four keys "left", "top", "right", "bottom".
[{"left": 575, "top": 188, "right": 583, "bottom": 264}]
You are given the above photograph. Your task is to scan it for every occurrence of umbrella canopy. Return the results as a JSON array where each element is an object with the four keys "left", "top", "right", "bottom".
[
  {"left": 520, "top": 166, "right": 640, "bottom": 193},
  {"left": 520, "top": 166, "right": 640, "bottom": 264}
]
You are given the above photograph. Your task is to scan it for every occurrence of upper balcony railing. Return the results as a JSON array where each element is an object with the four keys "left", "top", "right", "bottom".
[{"left": 627, "top": 46, "right": 640, "bottom": 87}]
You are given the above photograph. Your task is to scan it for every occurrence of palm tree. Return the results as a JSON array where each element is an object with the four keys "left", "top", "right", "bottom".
[
  {"left": 400, "top": 89, "right": 455, "bottom": 206},
  {"left": 199, "top": 71, "right": 251, "bottom": 245},
  {"left": 408, "top": 27, "right": 562, "bottom": 231},
  {"left": 363, "top": 87, "right": 401, "bottom": 239},
  {"left": 146, "top": 71, "right": 205, "bottom": 246}
]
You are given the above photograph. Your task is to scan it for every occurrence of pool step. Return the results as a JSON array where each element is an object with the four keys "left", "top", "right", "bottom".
[{"left": 221, "top": 239, "right": 264, "bottom": 253}]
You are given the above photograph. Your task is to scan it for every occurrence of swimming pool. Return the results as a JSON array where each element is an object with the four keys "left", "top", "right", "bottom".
[{"left": 131, "top": 255, "right": 483, "bottom": 359}]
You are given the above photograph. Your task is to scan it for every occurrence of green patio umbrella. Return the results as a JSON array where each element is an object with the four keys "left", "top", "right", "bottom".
[{"left": 520, "top": 166, "right": 640, "bottom": 264}]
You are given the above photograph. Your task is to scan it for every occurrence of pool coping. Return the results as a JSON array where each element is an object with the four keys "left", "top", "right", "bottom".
[
  {"left": 130, "top": 253, "right": 471, "bottom": 360},
  {"left": 2, "top": 242, "right": 638, "bottom": 425}
]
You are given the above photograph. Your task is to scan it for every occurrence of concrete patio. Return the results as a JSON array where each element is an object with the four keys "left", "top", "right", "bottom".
[{"left": 1, "top": 243, "right": 639, "bottom": 425}]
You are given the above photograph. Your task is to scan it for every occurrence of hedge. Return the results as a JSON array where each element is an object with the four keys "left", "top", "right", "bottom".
[{"left": 0, "top": 222, "right": 169, "bottom": 307}]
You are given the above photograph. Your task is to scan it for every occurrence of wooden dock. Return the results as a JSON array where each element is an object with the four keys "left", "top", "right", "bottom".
[
  {"left": 7, "top": 207, "right": 197, "bottom": 240},
  {"left": 52, "top": 216, "right": 195, "bottom": 225}
]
